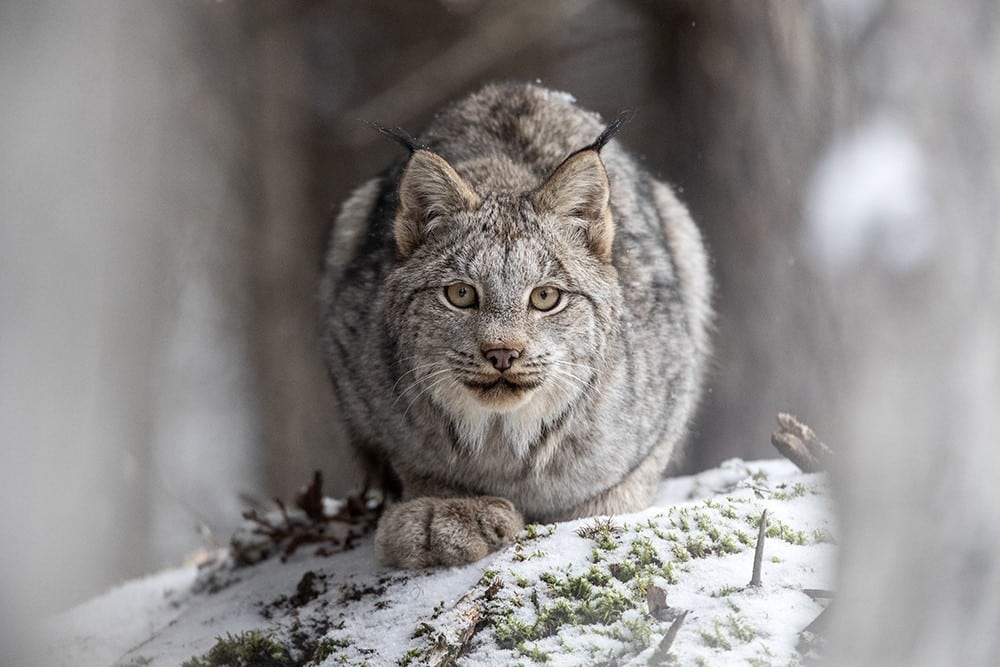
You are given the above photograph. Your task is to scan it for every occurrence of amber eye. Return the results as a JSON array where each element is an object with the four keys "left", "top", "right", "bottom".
[
  {"left": 444, "top": 283, "right": 478, "bottom": 308},
  {"left": 529, "top": 285, "right": 561, "bottom": 312}
]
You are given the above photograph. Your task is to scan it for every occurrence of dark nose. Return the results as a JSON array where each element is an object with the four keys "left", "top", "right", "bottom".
[{"left": 483, "top": 347, "right": 521, "bottom": 372}]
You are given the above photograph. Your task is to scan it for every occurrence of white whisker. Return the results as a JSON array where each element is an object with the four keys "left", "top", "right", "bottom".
[
  {"left": 401, "top": 374, "right": 458, "bottom": 419},
  {"left": 392, "top": 367, "right": 454, "bottom": 407}
]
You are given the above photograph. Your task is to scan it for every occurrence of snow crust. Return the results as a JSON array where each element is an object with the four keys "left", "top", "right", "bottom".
[{"left": 46, "top": 459, "right": 835, "bottom": 666}]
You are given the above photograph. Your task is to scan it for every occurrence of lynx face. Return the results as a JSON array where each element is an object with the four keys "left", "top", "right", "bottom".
[{"left": 386, "top": 190, "right": 621, "bottom": 421}]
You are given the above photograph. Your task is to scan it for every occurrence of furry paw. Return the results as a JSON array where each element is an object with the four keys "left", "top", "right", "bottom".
[{"left": 374, "top": 496, "right": 524, "bottom": 568}]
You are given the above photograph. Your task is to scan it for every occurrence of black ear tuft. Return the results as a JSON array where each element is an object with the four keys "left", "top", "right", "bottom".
[
  {"left": 364, "top": 120, "right": 429, "bottom": 154},
  {"left": 588, "top": 109, "right": 635, "bottom": 152}
]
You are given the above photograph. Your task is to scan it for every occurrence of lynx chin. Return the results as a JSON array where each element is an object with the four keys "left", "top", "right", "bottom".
[{"left": 320, "top": 82, "right": 712, "bottom": 568}]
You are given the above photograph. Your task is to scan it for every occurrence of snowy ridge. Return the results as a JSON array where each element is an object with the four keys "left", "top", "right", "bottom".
[{"left": 46, "top": 459, "right": 835, "bottom": 666}]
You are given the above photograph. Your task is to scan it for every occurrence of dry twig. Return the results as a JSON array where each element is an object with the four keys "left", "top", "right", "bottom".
[
  {"left": 749, "top": 509, "right": 768, "bottom": 587},
  {"left": 648, "top": 610, "right": 689, "bottom": 664},
  {"left": 233, "top": 470, "right": 382, "bottom": 566},
  {"left": 771, "top": 413, "right": 833, "bottom": 473},
  {"left": 424, "top": 576, "right": 503, "bottom": 667}
]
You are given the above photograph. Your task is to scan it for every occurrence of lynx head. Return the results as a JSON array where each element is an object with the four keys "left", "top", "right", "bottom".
[{"left": 384, "top": 126, "right": 628, "bottom": 426}]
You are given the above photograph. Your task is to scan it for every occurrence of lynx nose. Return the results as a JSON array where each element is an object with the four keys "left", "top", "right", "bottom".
[{"left": 483, "top": 347, "right": 521, "bottom": 372}]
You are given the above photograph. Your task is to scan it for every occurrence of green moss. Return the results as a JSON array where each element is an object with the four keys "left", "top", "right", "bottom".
[
  {"left": 576, "top": 588, "right": 632, "bottom": 625},
  {"left": 518, "top": 523, "right": 556, "bottom": 543},
  {"left": 399, "top": 647, "right": 424, "bottom": 666},
  {"left": 595, "top": 533, "right": 619, "bottom": 551},
  {"left": 576, "top": 516, "right": 621, "bottom": 540},
  {"left": 766, "top": 519, "right": 807, "bottom": 545},
  {"left": 748, "top": 642, "right": 776, "bottom": 667},
  {"left": 491, "top": 566, "right": 639, "bottom": 653},
  {"left": 608, "top": 560, "right": 637, "bottom": 582},
  {"left": 685, "top": 535, "right": 709, "bottom": 559},
  {"left": 629, "top": 538, "right": 660, "bottom": 566},
  {"left": 726, "top": 613, "right": 756, "bottom": 643},
  {"left": 812, "top": 528, "right": 835, "bottom": 544},
  {"left": 534, "top": 599, "right": 575, "bottom": 637},
  {"left": 712, "top": 585, "right": 741, "bottom": 598},
  {"left": 182, "top": 630, "right": 293, "bottom": 667},
  {"left": 643, "top": 518, "right": 668, "bottom": 540},
  {"left": 305, "top": 637, "right": 350, "bottom": 666},
  {"left": 585, "top": 565, "right": 612, "bottom": 586},
  {"left": 411, "top": 622, "right": 433, "bottom": 639},
  {"left": 494, "top": 615, "right": 535, "bottom": 649},
  {"left": 697, "top": 613, "right": 756, "bottom": 652},
  {"left": 620, "top": 615, "right": 654, "bottom": 645},
  {"left": 513, "top": 547, "right": 548, "bottom": 562},
  {"left": 517, "top": 642, "right": 550, "bottom": 663},
  {"left": 699, "top": 620, "right": 733, "bottom": 650},
  {"left": 715, "top": 534, "right": 741, "bottom": 555}
]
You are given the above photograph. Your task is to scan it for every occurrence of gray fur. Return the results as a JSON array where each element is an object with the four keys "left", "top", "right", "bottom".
[{"left": 320, "top": 82, "right": 712, "bottom": 567}]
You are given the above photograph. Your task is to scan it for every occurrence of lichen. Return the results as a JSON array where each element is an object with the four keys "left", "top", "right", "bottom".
[{"left": 182, "top": 630, "right": 294, "bottom": 667}]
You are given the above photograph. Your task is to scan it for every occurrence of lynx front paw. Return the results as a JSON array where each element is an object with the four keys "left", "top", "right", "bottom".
[{"left": 374, "top": 496, "right": 524, "bottom": 568}]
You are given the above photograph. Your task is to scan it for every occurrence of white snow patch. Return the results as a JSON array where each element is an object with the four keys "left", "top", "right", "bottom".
[
  {"left": 45, "top": 459, "right": 835, "bottom": 666},
  {"left": 45, "top": 565, "right": 198, "bottom": 667},
  {"left": 804, "top": 116, "right": 933, "bottom": 274}
]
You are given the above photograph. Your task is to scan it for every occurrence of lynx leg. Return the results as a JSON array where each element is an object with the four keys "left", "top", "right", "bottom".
[
  {"left": 374, "top": 496, "right": 524, "bottom": 568},
  {"left": 556, "top": 443, "right": 674, "bottom": 521}
]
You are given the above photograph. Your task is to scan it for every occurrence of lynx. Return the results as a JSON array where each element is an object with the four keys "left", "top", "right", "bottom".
[{"left": 320, "top": 82, "right": 712, "bottom": 567}]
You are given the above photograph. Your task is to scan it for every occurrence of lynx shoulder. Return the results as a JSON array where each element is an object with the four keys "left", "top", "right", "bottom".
[{"left": 320, "top": 82, "right": 712, "bottom": 567}]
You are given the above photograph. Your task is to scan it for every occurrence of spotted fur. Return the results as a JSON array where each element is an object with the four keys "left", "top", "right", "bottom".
[{"left": 320, "top": 83, "right": 712, "bottom": 567}]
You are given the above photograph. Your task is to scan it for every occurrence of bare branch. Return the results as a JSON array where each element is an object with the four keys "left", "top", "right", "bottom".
[
  {"left": 771, "top": 413, "right": 833, "bottom": 473},
  {"left": 424, "top": 576, "right": 503, "bottom": 667},
  {"left": 749, "top": 509, "right": 768, "bottom": 587},
  {"left": 648, "top": 610, "right": 689, "bottom": 664}
]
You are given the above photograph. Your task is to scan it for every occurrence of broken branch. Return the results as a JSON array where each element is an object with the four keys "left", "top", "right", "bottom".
[
  {"left": 771, "top": 413, "right": 832, "bottom": 473},
  {"left": 749, "top": 509, "right": 768, "bottom": 587}
]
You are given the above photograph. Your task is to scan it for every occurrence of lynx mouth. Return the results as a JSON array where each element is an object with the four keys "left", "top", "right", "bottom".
[{"left": 462, "top": 376, "right": 541, "bottom": 400}]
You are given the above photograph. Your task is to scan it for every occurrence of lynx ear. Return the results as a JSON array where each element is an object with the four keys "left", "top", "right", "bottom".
[
  {"left": 532, "top": 149, "right": 614, "bottom": 261},
  {"left": 394, "top": 150, "right": 480, "bottom": 258}
]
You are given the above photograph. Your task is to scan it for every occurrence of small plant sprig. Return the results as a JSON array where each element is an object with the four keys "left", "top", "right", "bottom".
[{"left": 234, "top": 470, "right": 383, "bottom": 566}]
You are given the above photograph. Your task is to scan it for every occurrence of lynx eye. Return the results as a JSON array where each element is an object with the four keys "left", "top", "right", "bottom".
[
  {"left": 529, "top": 285, "right": 561, "bottom": 312},
  {"left": 444, "top": 282, "right": 478, "bottom": 308}
]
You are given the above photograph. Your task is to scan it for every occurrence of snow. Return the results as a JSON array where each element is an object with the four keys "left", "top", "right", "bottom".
[{"left": 45, "top": 459, "right": 835, "bottom": 666}]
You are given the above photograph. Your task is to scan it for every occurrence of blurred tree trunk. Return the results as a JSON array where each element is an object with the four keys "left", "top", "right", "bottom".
[
  {"left": 631, "top": 1, "right": 845, "bottom": 472},
  {"left": 242, "top": 4, "right": 355, "bottom": 502},
  {"left": 634, "top": 1, "right": 1000, "bottom": 663}
]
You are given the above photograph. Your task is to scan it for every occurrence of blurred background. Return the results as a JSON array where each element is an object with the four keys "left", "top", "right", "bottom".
[{"left": 2, "top": 1, "right": 998, "bottom": 663}]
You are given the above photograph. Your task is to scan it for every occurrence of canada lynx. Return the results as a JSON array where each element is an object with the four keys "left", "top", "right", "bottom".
[{"left": 320, "top": 83, "right": 712, "bottom": 567}]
